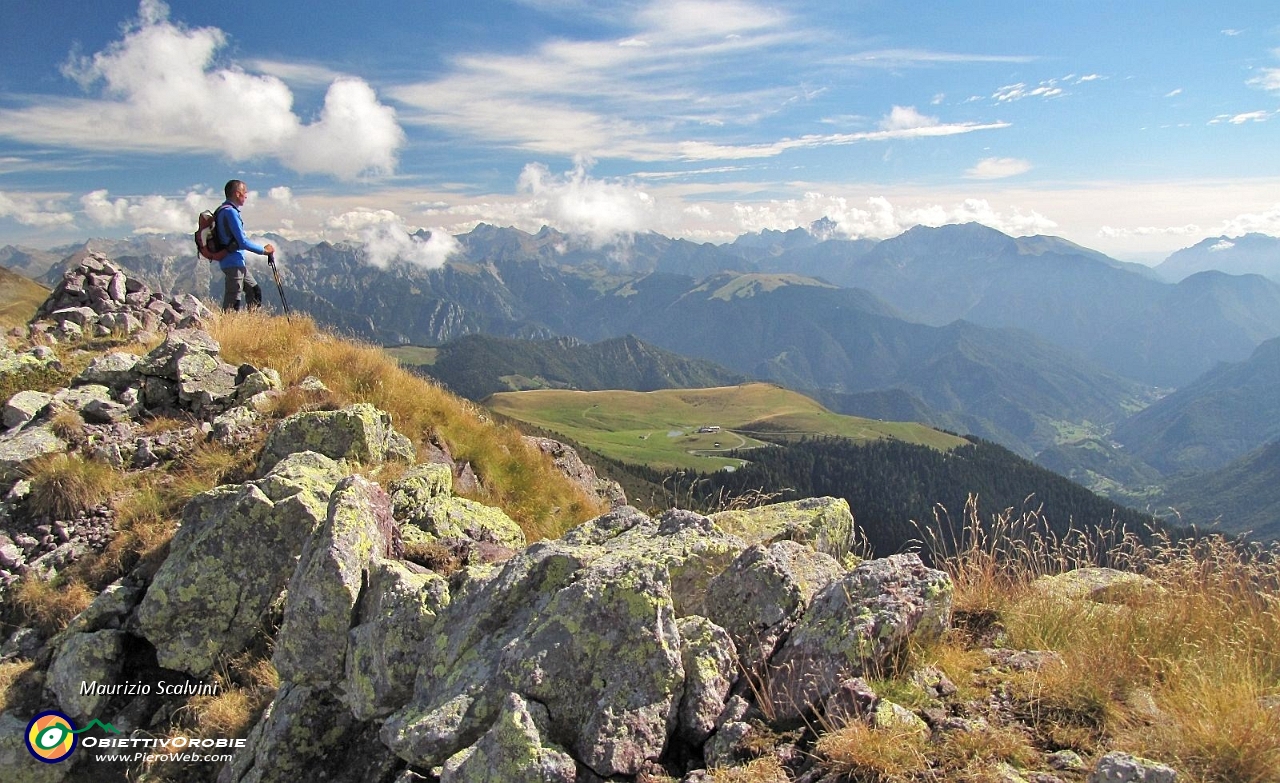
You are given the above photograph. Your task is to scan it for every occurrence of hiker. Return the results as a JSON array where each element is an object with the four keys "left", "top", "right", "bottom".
[{"left": 215, "top": 179, "right": 274, "bottom": 311}]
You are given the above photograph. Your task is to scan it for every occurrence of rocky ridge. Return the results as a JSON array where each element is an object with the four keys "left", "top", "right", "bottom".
[{"left": 1, "top": 259, "right": 1185, "bottom": 783}]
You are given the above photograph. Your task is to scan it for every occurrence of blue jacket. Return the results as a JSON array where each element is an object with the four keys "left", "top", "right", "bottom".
[{"left": 214, "top": 202, "right": 267, "bottom": 270}]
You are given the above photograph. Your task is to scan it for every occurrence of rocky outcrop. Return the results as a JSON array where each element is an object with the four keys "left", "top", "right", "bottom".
[
  {"left": 29, "top": 253, "right": 210, "bottom": 341},
  {"left": 137, "top": 451, "right": 348, "bottom": 676}
]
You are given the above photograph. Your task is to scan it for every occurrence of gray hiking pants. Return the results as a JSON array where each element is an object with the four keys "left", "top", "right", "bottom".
[{"left": 222, "top": 265, "right": 261, "bottom": 311}]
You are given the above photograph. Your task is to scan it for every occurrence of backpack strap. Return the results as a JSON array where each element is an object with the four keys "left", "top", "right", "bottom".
[{"left": 212, "top": 204, "right": 239, "bottom": 252}]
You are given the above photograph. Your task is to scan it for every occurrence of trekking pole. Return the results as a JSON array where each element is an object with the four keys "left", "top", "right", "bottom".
[{"left": 266, "top": 251, "right": 292, "bottom": 316}]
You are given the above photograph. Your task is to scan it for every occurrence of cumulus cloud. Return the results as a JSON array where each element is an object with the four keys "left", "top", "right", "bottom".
[
  {"left": 1248, "top": 68, "right": 1280, "bottom": 93},
  {"left": 2, "top": 1, "right": 402, "bottom": 180},
  {"left": 879, "top": 106, "right": 938, "bottom": 131},
  {"left": 965, "top": 157, "right": 1031, "bottom": 179},
  {"left": 0, "top": 191, "right": 76, "bottom": 227},
  {"left": 731, "top": 193, "right": 1056, "bottom": 239},
  {"left": 1210, "top": 240, "right": 1235, "bottom": 252},
  {"left": 80, "top": 188, "right": 205, "bottom": 234},
  {"left": 517, "top": 160, "right": 658, "bottom": 245},
  {"left": 1215, "top": 203, "right": 1280, "bottom": 237},
  {"left": 326, "top": 208, "right": 460, "bottom": 270}
]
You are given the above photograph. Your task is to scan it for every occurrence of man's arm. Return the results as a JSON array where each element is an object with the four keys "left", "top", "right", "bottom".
[{"left": 221, "top": 207, "right": 272, "bottom": 256}]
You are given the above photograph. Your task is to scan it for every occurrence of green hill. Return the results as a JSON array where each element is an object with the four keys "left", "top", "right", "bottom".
[
  {"left": 0, "top": 266, "right": 48, "bottom": 330},
  {"left": 486, "top": 382, "right": 967, "bottom": 472},
  {"left": 392, "top": 333, "right": 747, "bottom": 400},
  {"left": 1158, "top": 439, "right": 1280, "bottom": 541},
  {"left": 1113, "top": 336, "right": 1280, "bottom": 474}
]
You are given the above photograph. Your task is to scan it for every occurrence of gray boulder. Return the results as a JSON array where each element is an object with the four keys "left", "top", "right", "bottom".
[
  {"left": 0, "top": 712, "right": 72, "bottom": 783},
  {"left": 218, "top": 683, "right": 355, "bottom": 783},
  {"left": 402, "top": 496, "right": 526, "bottom": 552},
  {"left": 765, "top": 553, "right": 952, "bottom": 721},
  {"left": 272, "top": 476, "right": 396, "bottom": 686},
  {"left": 345, "top": 561, "right": 451, "bottom": 720},
  {"left": 3, "top": 390, "right": 52, "bottom": 430},
  {"left": 705, "top": 541, "right": 845, "bottom": 674},
  {"left": 0, "top": 424, "right": 68, "bottom": 486},
  {"left": 137, "top": 452, "right": 348, "bottom": 675},
  {"left": 675, "top": 616, "right": 737, "bottom": 745},
  {"left": 257, "top": 403, "right": 416, "bottom": 475},
  {"left": 440, "top": 692, "right": 577, "bottom": 783},
  {"left": 710, "top": 496, "right": 858, "bottom": 560},
  {"left": 45, "top": 630, "right": 125, "bottom": 723},
  {"left": 74, "top": 352, "right": 139, "bottom": 391},
  {"left": 1088, "top": 751, "right": 1178, "bottom": 783}
]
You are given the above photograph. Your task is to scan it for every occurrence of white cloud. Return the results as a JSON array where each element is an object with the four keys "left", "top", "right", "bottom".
[
  {"left": 80, "top": 188, "right": 206, "bottom": 234},
  {"left": 1248, "top": 68, "right": 1280, "bottom": 93},
  {"left": 1209, "top": 110, "right": 1273, "bottom": 125},
  {"left": 993, "top": 78, "right": 1070, "bottom": 102},
  {"left": 966, "top": 157, "right": 1032, "bottom": 180},
  {"left": 879, "top": 106, "right": 938, "bottom": 131},
  {"left": 0, "top": 191, "right": 76, "bottom": 227},
  {"left": 0, "top": 1, "right": 401, "bottom": 180},
  {"left": 517, "top": 160, "right": 658, "bottom": 245},
  {"left": 1165, "top": 88, "right": 1183, "bottom": 98},
  {"left": 1214, "top": 203, "right": 1280, "bottom": 237},
  {"left": 326, "top": 208, "right": 460, "bottom": 269},
  {"left": 268, "top": 187, "right": 297, "bottom": 208},
  {"left": 1210, "top": 240, "right": 1235, "bottom": 252},
  {"left": 730, "top": 193, "right": 1055, "bottom": 239}
]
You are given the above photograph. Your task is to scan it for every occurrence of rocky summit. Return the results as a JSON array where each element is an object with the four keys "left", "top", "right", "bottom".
[{"left": 1, "top": 259, "right": 1190, "bottom": 783}]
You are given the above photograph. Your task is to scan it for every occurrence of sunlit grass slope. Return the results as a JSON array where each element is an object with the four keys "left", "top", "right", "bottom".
[
  {"left": 210, "top": 311, "right": 606, "bottom": 540},
  {"left": 487, "top": 382, "right": 966, "bottom": 471}
]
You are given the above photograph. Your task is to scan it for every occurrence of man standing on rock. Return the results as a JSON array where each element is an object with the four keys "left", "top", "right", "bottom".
[{"left": 215, "top": 180, "right": 274, "bottom": 311}]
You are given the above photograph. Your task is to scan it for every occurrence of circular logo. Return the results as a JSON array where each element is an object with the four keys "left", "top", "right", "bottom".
[{"left": 25, "top": 711, "right": 78, "bottom": 764}]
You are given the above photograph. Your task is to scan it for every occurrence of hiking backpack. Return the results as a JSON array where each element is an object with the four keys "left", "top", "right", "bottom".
[{"left": 195, "top": 205, "right": 233, "bottom": 261}]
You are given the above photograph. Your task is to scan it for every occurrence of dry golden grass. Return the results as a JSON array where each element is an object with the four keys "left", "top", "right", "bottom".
[
  {"left": 921, "top": 500, "right": 1280, "bottom": 783},
  {"left": 12, "top": 576, "right": 94, "bottom": 636},
  {"left": 813, "top": 720, "right": 930, "bottom": 781},
  {"left": 0, "top": 660, "right": 35, "bottom": 711},
  {"left": 208, "top": 310, "right": 606, "bottom": 539},
  {"left": 709, "top": 756, "right": 791, "bottom": 783},
  {"left": 24, "top": 451, "right": 120, "bottom": 520}
]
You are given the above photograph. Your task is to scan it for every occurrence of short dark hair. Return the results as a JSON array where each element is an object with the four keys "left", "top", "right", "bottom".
[{"left": 224, "top": 179, "right": 246, "bottom": 200}]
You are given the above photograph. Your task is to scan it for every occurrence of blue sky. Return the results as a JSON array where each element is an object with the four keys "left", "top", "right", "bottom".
[{"left": 1, "top": 0, "right": 1277, "bottom": 264}]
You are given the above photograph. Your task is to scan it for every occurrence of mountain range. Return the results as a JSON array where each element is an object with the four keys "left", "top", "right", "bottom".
[{"left": 4, "top": 220, "right": 1279, "bottom": 537}]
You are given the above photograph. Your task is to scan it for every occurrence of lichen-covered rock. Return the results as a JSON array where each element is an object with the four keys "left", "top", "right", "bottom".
[
  {"left": 710, "top": 496, "right": 857, "bottom": 560},
  {"left": 381, "top": 543, "right": 593, "bottom": 769},
  {"left": 346, "top": 561, "right": 450, "bottom": 720},
  {"left": 1034, "top": 567, "right": 1166, "bottom": 606},
  {"left": 705, "top": 541, "right": 845, "bottom": 674},
  {"left": 503, "top": 557, "right": 683, "bottom": 777},
  {"left": 135, "top": 328, "right": 221, "bottom": 380},
  {"left": 218, "top": 683, "right": 356, "bottom": 783},
  {"left": 75, "top": 352, "right": 139, "bottom": 391},
  {"left": 764, "top": 553, "right": 952, "bottom": 721},
  {"left": 0, "top": 424, "right": 68, "bottom": 486},
  {"left": 1088, "top": 751, "right": 1178, "bottom": 783},
  {"left": 46, "top": 630, "right": 124, "bottom": 722},
  {"left": 0, "top": 712, "right": 72, "bottom": 783},
  {"left": 257, "top": 403, "right": 416, "bottom": 475},
  {"left": 273, "top": 476, "right": 395, "bottom": 686},
  {"left": 402, "top": 496, "right": 526, "bottom": 551},
  {"left": 137, "top": 452, "right": 348, "bottom": 676},
  {"left": 675, "top": 616, "right": 736, "bottom": 745},
  {"left": 389, "top": 463, "right": 455, "bottom": 517},
  {"left": 3, "top": 390, "right": 52, "bottom": 430},
  {"left": 440, "top": 692, "right": 577, "bottom": 783}
]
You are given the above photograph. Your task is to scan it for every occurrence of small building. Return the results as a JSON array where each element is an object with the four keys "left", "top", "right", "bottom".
[{"left": 697, "top": 425, "right": 721, "bottom": 434}]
